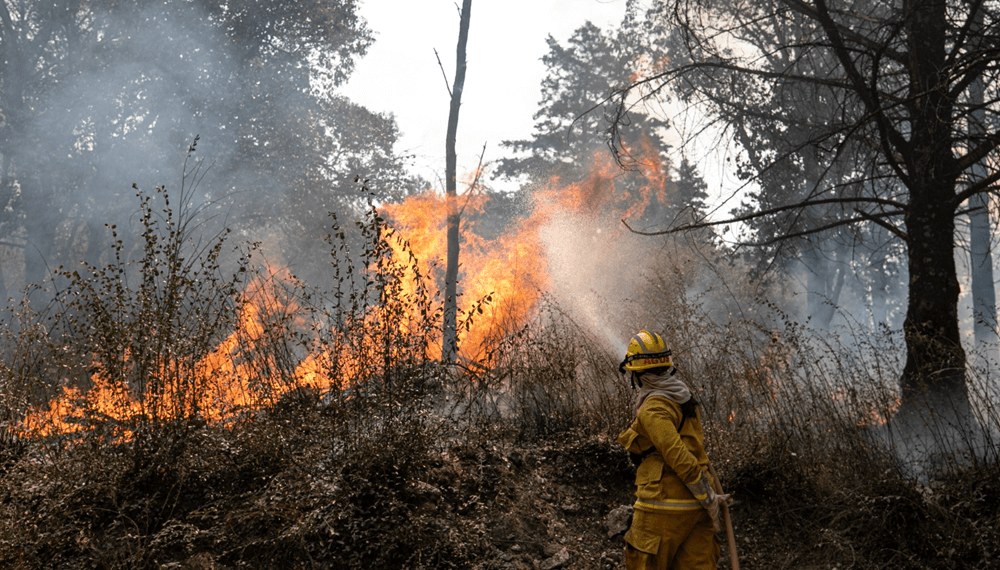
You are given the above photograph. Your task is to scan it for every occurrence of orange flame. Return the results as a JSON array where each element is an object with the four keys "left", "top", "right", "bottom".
[
  {"left": 381, "top": 187, "right": 549, "bottom": 361},
  {"left": 18, "top": 269, "right": 346, "bottom": 439},
  {"left": 381, "top": 140, "right": 672, "bottom": 361},
  {"left": 20, "top": 141, "right": 674, "bottom": 438}
]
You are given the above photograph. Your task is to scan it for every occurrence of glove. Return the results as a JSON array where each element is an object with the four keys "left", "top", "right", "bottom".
[{"left": 685, "top": 472, "right": 731, "bottom": 532}]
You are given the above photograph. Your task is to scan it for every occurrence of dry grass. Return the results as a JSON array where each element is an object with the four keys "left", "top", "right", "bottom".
[{"left": 0, "top": 188, "right": 997, "bottom": 569}]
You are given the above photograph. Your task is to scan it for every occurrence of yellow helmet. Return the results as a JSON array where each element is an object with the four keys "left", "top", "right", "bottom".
[{"left": 618, "top": 330, "right": 674, "bottom": 374}]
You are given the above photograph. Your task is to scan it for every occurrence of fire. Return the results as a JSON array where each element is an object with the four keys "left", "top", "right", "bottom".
[
  {"left": 380, "top": 187, "right": 548, "bottom": 361},
  {"left": 19, "top": 141, "right": 674, "bottom": 438},
  {"left": 857, "top": 396, "right": 902, "bottom": 427},
  {"left": 379, "top": 140, "right": 673, "bottom": 362},
  {"left": 19, "top": 269, "right": 345, "bottom": 439}
]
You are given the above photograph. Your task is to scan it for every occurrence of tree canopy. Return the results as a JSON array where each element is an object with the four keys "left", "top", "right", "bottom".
[
  {"left": 498, "top": 20, "right": 707, "bottom": 228},
  {"left": 0, "top": 0, "right": 416, "bottom": 293}
]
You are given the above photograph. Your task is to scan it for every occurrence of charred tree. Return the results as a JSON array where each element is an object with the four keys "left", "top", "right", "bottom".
[{"left": 443, "top": 0, "right": 472, "bottom": 363}]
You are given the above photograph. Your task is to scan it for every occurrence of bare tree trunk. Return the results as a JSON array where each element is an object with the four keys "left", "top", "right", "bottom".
[
  {"left": 443, "top": 0, "right": 472, "bottom": 363},
  {"left": 0, "top": 154, "right": 14, "bottom": 303},
  {"left": 804, "top": 240, "right": 846, "bottom": 331},
  {"left": 968, "top": 161, "right": 997, "bottom": 366},
  {"left": 966, "top": 9, "right": 997, "bottom": 370}
]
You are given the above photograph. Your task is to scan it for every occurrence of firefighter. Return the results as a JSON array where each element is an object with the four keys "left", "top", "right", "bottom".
[{"left": 617, "top": 330, "right": 728, "bottom": 570}]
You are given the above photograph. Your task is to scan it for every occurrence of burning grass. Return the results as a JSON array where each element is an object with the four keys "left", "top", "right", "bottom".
[{"left": 0, "top": 170, "right": 998, "bottom": 569}]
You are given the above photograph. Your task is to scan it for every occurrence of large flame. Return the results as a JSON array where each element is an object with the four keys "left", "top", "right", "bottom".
[
  {"left": 20, "top": 141, "right": 674, "bottom": 438},
  {"left": 380, "top": 187, "right": 549, "bottom": 361},
  {"left": 19, "top": 269, "right": 345, "bottom": 439},
  {"left": 380, "top": 140, "right": 672, "bottom": 361}
]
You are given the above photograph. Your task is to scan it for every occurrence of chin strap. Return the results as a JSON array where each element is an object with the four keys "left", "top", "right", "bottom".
[{"left": 617, "top": 349, "right": 673, "bottom": 376}]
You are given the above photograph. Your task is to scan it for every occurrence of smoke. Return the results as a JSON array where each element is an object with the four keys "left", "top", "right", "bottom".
[
  {"left": 1, "top": 2, "right": 247, "bottom": 291},
  {"left": 25, "top": 3, "right": 233, "bottom": 199},
  {"left": 1, "top": 1, "right": 401, "bottom": 294}
]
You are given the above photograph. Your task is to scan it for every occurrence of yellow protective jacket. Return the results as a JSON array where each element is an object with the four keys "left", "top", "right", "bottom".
[{"left": 617, "top": 395, "right": 712, "bottom": 513}]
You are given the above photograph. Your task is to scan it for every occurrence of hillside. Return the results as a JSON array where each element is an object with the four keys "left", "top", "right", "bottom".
[{"left": 1, "top": 397, "right": 997, "bottom": 570}]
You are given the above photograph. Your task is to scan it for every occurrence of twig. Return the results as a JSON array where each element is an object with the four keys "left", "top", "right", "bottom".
[
  {"left": 458, "top": 142, "right": 488, "bottom": 219},
  {"left": 434, "top": 48, "right": 453, "bottom": 98}
]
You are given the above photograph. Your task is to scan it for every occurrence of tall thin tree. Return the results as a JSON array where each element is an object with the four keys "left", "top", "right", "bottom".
[
  {"left": 967, "top": 4, "right": 998, "bottom": 369},
  {"left": 443, "top": 0, "right": 472, "bottom": 362}
]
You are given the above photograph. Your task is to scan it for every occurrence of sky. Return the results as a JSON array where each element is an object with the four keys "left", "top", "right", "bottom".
[{"left": 339, "top": 0, "right": 630, "bottom": 192}]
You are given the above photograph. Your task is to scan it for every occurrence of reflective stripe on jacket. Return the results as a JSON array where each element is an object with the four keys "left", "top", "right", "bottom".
[{"left": 617, "top": 395, "right": 711, "bottom": 513}]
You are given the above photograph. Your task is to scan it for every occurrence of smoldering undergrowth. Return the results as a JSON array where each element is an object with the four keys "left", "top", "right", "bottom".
[
  {"left": 637, "top": 249, "right": 1000, "bottom": 570},
  {"left": 0, "top": 178, "right": 996, "bottom": 570},
  {"left": 0, "top": 179, "right": 481, "bottom": 569}
]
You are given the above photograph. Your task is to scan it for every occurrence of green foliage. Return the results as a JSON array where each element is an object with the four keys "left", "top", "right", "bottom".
[
  {"left": 0, "top": 0, "right": 417, "bottom": 296},
  {"left": 497, "top": 22, "right": 665, "bottom": 179}
]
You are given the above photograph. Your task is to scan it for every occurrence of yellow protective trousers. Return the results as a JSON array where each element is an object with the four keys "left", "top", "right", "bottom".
[{"left": 624, "top": 508, "right": 721, "bottom": 570}]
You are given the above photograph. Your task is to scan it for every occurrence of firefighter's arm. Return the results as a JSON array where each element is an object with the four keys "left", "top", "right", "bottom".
[
  {"left": 637, "top": 397, "right": 702, "bottom": 485},
  {"left": 640, "top": 397, "right": 728, "bottom": 530}
]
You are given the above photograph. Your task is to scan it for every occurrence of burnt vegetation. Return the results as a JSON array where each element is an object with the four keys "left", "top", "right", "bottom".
[
  {"left": 0, "top": 178, "right": 996, "bottom": 570},
  {"left": 0, "top": 1, "right": 999, "bottom": 569}
]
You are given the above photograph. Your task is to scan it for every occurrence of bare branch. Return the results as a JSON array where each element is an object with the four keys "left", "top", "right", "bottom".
[
  {"left": 434, "top": 48, "right": 453, "bottom": 98},
  {"left": 458, "top": 142, "right": 488, "bottom": 219},
  {"left": 954, "top": 168, "right": 1000, "bottom": 206},
  {"left": 853, "top": 207, "right": 907, "bottom": 241},
  {"left": 811, "top": 0, "right": 911, "bottom": 178},
  {"left": 626, "top": 193, "right": 906, "bottom": 233},
  {"left": 777, "top": 0, "right": 907, "bottom": 64}
]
